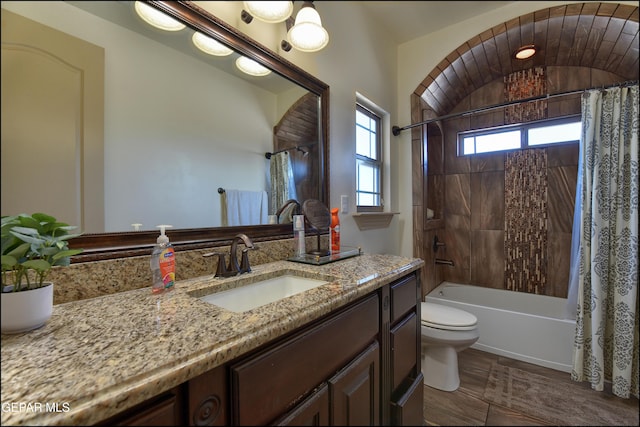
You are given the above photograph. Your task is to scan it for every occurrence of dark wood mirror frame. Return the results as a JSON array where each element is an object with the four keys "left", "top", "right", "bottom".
[{"left": 70, "top": 1, "right": 330, "bottom": 262}]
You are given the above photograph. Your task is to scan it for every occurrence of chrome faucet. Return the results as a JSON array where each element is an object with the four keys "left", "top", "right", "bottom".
[{"left": 227, "top": 233, "right": 257, "bottom": 275}]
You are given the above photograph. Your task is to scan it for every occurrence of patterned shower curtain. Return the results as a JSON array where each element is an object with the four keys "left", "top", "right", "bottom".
[
  {"left": 269, "top": 151, "right": 297, "bottom": 216},
  {"left": 571, "top": 85, "right": 639, "bottom": 399}
]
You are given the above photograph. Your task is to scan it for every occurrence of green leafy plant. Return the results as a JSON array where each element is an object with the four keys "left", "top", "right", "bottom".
[{"left": 1, "top": 213, "right": 83, "bottom": 292}]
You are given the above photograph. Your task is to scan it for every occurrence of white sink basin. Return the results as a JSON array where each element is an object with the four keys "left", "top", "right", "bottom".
[{"left": 199, "top": 274, "right": 330, "bottom": 312}]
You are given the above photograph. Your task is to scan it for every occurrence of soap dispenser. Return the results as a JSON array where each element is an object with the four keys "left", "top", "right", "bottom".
[{"left": 150, "top": 225, "right": 175, "bottom": 294}]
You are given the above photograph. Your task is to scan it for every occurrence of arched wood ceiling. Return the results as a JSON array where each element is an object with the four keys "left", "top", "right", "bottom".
[{"left": 416, "top": 2, "right": 639, "bottom": 116}]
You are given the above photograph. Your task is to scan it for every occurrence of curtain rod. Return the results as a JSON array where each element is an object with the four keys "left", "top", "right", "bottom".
[
  {"left": 265, "top": 142, "right": 316, "bottom": 159},
  {"left": 392, "top": 80, "right": 638, "bottom": 136}
]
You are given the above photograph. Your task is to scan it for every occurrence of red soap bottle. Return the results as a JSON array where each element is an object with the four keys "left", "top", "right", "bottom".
[{"left": 330, "top": 208, "right": 340, "bottom": 253}]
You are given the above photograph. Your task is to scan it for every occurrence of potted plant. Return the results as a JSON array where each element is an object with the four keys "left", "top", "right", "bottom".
[{"left": 1, "top": 213, "right": 82, "bottom": 334}]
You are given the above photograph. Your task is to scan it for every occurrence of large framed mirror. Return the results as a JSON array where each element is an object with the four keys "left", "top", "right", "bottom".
[{"left": 1, "top": 1, "right": 329, "bottom": 261}]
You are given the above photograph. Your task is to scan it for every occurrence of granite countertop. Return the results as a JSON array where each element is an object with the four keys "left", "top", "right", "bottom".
[{"left": 1, "top": 253, "right": 423, "bottom": 426}]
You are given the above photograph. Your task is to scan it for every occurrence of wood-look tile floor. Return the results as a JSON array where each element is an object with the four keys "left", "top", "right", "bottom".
[{"left": 422, "top": 348, "right": 640, "bottom": 426}]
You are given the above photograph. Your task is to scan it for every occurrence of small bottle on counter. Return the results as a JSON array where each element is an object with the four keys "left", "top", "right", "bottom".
[
  {"left": 150, "top": 225, "right": 175, "bottom": 294},
  {"left": 330, "top": 208, "right": 340, "bottom": 253},
  {"left": 293, "top": 214, "right": 306, "bottom": 257}
]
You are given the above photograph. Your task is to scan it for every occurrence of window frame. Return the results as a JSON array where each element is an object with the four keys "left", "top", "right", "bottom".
[
  {"left": 355, "top": 103, "right": 383, "bottom": 212},
  {"left": 457, "top": 115, "right": 581, "bottom": 156}
]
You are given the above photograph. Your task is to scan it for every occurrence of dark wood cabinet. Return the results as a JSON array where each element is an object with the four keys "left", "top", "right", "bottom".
[
  {"left": 99, "top": 271, "right": 421, "bottom": 426},
  {"left": 188, "top": 365, "right": 227, "bottom": 426},
  {"left": 329, "top": 342, "right": 380, "bottom": 426},
  {"left": 230, "top": 293, "right": 379, "bottom": 425},
  {"left": 96, "top": 387, "right": 184, "bottom": 426},
  {"left": 272, "top": 383, "right": 330, "bottom": 426},
  {"left": 385, "top": 274, "right": 423, "bottom": 426}
]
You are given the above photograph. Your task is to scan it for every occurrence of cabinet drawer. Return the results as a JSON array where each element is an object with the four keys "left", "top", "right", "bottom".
[
  {"left": 390, "top": 312, "right": 418, "bottom": 392},
  {"left": 390, "top": 373, "right": 424, "bottom": 426},
  {"left": 390, "top": 274, "right": 417, "bottom": 323},
  {"left": 231, "top": 294, "right": 379, "bottom": 426}
]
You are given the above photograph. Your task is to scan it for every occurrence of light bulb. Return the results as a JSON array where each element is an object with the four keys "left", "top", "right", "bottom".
[{"left": 287, "top": 5, "right": 329, "bottom": 52}]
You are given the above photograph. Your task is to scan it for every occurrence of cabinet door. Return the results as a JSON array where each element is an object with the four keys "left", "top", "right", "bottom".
[
  {"left": 272, "top": 383, "right": 329, "bottom": 426},
  {"left": 390, "top": 373, "right": 424, "bottom": 426},
  {"left": 329, "top": 342, "right": 379, "bottom": 426},
  {"left": 390, "top": 312, "right": 418, "bottom": 392}
]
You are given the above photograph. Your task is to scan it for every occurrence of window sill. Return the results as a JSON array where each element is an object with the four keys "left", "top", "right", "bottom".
[{"left": 352, "top": 212, "right": 399, "bottom": 230}]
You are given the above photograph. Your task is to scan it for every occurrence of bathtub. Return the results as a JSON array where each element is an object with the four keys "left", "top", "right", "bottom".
[{"left": 425, "top": 281, "right": 576, "bottom": 373}]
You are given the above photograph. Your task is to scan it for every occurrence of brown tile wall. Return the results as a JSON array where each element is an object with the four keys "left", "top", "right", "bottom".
[{"left": 422, "top": 66, "right": 624, "bottom": 298}]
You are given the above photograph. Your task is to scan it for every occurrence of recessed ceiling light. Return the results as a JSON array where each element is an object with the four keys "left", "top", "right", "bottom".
[{"left": 515, "top": 45, "right": 537, "bottom": 60}]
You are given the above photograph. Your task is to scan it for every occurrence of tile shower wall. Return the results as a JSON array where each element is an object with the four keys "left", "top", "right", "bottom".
[
  {"left": 426, "top": 66, "right": 623, "bottom": 298},
  {"left": 504, "top": 149, "right": 548, "bottom": 294}
]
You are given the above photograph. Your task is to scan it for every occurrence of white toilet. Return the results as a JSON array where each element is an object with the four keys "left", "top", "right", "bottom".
[{"left": 420, "top": 302, "right": 479, "bottom": 392}]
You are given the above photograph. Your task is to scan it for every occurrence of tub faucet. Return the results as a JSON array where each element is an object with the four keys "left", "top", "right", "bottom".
[{"left": 227, "top": 233, "right": 257, "bottom": 275}]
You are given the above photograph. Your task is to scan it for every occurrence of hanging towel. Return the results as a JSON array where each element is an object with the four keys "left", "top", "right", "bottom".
[
  {"left": 222, "top": 190, "right": 268, "bottom": 226},
  {"left": 269, "top": 151, "right": 297, "bottom": 215}
]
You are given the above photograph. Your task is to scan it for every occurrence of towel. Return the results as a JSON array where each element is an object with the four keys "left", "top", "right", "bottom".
[{"left": 222, "top": 190, "right": 268, "bottom": 226}]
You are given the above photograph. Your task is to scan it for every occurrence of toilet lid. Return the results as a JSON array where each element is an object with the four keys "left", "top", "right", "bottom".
[{"left": 421, "top": 302, "right": 477, "bottom": 330}]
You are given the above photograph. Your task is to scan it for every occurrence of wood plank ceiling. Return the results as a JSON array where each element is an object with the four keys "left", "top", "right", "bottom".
[{"left": 417, "top": 2, "right": 639, "bottom": 116}]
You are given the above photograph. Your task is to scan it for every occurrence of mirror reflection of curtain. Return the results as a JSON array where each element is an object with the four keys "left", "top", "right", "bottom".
[
  {"left": 270, "top": 152, "right": 297, "bottom": 216},
  {"left": 569, "top": 85, "right": 639, "bottom": 399}
]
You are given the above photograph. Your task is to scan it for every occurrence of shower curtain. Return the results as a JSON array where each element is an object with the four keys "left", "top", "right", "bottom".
[
  {"left": 269, "top": 151, "right": 297, "bottom": 216},
  {"left": 569, "top": 84, "right": 639, "bottom": 399}
]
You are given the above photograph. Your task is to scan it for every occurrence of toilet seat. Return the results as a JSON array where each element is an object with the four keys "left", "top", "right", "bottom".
[{"left": 421, "top": 302, "right": 477, "bottom": 331}]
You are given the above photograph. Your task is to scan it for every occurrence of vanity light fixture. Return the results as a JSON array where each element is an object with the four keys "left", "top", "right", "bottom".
[
  {"left": 235, "top": 56, "right": 272, "bottom": 76},
  {"left": 515, "top": 44, "right": 537, "bottom": 60},
  {"left": 242, "top": 1, "right": 293, "bottom": 24},
  {"left": 286, "top": 1, "right": 329, "bottom": 52},
  {"left": 192, "top": 32, "right": 233, "bottom": 56},
  {"left": 134, "top": 1, "right": 185, "bottom": 32}
]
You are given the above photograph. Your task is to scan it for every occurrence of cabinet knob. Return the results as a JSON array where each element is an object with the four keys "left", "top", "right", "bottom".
[{"left": 193, "top": 395, "right": 221, "bottom": 426}]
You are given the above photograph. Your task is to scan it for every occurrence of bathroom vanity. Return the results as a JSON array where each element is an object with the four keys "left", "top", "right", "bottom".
[{"left": 0, "top": 254, "right": 424, "bottom": 426}]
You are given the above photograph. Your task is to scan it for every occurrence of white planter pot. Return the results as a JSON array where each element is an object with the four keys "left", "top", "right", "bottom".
[{"left": 1, "top": 283, "right": 53, "bottom": 334}]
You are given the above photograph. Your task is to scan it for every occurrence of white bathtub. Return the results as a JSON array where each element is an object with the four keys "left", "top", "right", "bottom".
[{"left": 425, "top": 281, "right": 576, "bottom": 373}]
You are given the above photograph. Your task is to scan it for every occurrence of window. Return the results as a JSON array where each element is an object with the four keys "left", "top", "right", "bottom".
[
  {"left": 356, "top": 104, "right": 383, "bottom": 211},
  {"left": 458, "top": 116, "right": 581, "bottom": 156}
]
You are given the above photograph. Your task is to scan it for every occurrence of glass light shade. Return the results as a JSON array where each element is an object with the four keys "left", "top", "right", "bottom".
[
  {"left": 515, "top": 45, "right": 536, "bottom": 60},
  {"left": 134, "top": 1, "right": 185, "bottom": 31},
  {"left": 243, "top": 1, "right": 293, "bottom": 23},
  {"left": 192, "top": 32, "right": 233, "bottom": 56},
  {"left": 235, "top": 56, "right": 272, "bottom": 76},
  {"left": 287, "top": 6, "right": 329, "bottom": 52}
]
